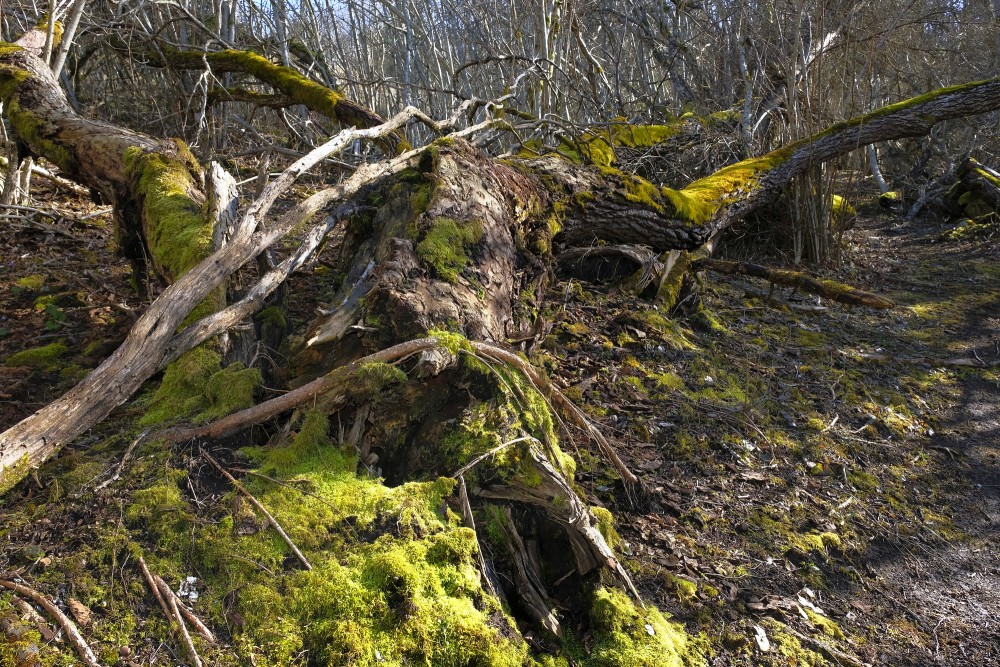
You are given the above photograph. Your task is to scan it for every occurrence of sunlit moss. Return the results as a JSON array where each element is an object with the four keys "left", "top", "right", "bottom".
[{"left": 4, "top": 342, "right": 68, "bottom": 370}]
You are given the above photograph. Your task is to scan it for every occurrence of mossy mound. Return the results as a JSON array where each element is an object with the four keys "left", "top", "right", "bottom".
[
  {"left": 4, "top": 342, "right": 68, "bottom": 370},
  {"left": 139, "top": 346, "right": 262, "bottom": 425},
  {"left": 587, "top": 587, "right": 706, "bottom": 667}
]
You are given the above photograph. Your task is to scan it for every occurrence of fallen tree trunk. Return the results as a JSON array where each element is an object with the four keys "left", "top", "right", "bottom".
[{"left": 3, "top": 27, "right": 1000, "bottom": 664}]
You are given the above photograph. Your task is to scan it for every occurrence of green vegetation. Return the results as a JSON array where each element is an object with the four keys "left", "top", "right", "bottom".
[
  {"left": 123, "top": 145, "right": 215, "bottom": 284},
  {"left": 139, "top": 346, "right": 261, "bottom": 425},
  {"left": 5, "top": 342, "right": 68, "bottom": 370},
  {"left": 587, "top": 587, "right": 706, "bottom": 667},
  {"left": 415, "top": 217, "right": 484, "bottom": 283}
]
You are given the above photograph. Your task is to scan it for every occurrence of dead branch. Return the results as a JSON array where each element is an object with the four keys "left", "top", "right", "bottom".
[
  {"left": 154, "top": 575, "right": 216, "bottom": 644},
  {"left": 0, "top": 579, "right": 102, "bottom": 667},
  {"left": 694, "top": 259, "right": 895, "bottom": 309},
  {"left": 157, "top": 576, "right": 202, "bottom": 667},
  {"left": 155, "top": 338, "right": 438, "bottom": 444}
]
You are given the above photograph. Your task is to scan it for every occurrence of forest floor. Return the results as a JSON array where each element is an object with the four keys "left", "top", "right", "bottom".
[
  {"left": 540, "top": 201, "right": 1000, "bottom": 667},
  {"left": 0, "top": 181, "right": 998, "bottom": 666}
]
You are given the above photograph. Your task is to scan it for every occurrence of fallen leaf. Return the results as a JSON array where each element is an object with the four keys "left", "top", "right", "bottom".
[{"left": 68, "top": 599, "right": 92, "bottom": 627}]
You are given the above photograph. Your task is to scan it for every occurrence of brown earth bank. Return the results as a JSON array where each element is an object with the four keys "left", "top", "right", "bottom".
[{"left": 1, "top": 179, "right": 998, "bottom": 666}]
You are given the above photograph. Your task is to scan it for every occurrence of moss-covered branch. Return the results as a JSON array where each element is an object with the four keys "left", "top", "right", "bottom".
[
  {"left": 547, "top": 77, "right": 1000, "bottom": 251},
  {"left": 694, "top": 259, "right": 895, "bottom": 309},
  {"left": 127, "top": 41, "right": 409, "bottom": 154}
]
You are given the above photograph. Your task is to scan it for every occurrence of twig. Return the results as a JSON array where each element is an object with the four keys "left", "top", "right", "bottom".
[
  {"left": 153, "top": 575, "right": 216, "bottom": 645},
  {"left": 200, "top": 449, "right": 313, "bottom": 570},
  {"left": 136, "top": 554, "right": 172, "bottom": 621},
  {"left": 155, "top": 338, "right": 438, "bottom": 444},
  {"left": 0, "top": 578, "right": 102, "bottom": 667},
  {"left": 156, "top": 576, "right": 202, "bottom": 667},
  {"left": 94, "top": 429, "right": 150, "bottom": 492}
]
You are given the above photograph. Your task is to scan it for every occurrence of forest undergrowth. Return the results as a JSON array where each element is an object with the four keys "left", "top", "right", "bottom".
[{"left": 1, "top": 179, "right": 998, "bottom": 666}]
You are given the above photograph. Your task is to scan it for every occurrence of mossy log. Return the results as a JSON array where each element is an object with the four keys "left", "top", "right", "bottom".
[
  {"left": 124, "top": 40, "right": 408, "bottom": 154},
  {"left": 693, "top": 259, "right": 895, "bottom": 309},
  {"left": 956, "top": 157, "right": 1000, "bottom": 212}
]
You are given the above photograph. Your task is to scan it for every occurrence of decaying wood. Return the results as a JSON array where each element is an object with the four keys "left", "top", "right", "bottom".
[
  {"left": 0, "top": 579, "right": 102, "bottom": 667},
  {"left": 201, "top": 449, "right": 313, "bottom": 571},
  {"left": 9, "top": 596, "right": 59, "bottom": 643},
  {"left": 476, "top": 447, "right": 643, "bottom": 602},
  {"left": 492, "top": 506, "right": 561, "bottom": 636},
  {"left": 694, "top": 259, "right": 895, "bottom": 309},
  {"left": 0, "top": 113, "right": 422, "bottom": 492},
  {"left": 457, "top": 476, "right": 501, "bottom": 600},
  {"left": 471, "top": 341, "right": 648, "bottom": 503},
  {"left": 956, "top": 158, "right": 1000, "bottom": 211}
]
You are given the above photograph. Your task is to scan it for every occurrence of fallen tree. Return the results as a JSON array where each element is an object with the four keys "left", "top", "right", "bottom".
[{"left": 2, "top": 23, "right": 1000, "bottom": 665}]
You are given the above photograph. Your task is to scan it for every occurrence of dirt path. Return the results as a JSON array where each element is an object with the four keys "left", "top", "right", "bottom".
[
  {"left": 848, "top": 218, "right": 1000, "bottom": 666},
  {"left": 542, "top": 206, "right": 1000, "bottom": 666}
]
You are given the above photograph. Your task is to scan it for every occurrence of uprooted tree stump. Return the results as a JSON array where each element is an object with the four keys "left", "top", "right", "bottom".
[{"left": 2, "top": 25, "right": 1000, "bottom": 666}]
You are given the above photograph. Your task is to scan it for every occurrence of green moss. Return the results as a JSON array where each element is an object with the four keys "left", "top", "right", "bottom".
[
  {"left": 140, "top": 346, "right": 260, "bottom": 425},
  {"left": 879, "top": 191, "right": 901, "bottom": 207},
  {"left": 591, "top": 507, "right": 623, "bottom": 551},
  {"left": 652, "top": 371, "right": 686, "bottom": 391},
  {"left": 0, "top": 454, "right": 32, "bottom": 496},
  {"left": 0, "top": 610, "right": 48, "bottom": 666},
  {"left": 15, "top": 274, "right": 45, "bottom": 290},
  {"left": 430, "top": 329, "right": 472, "bottom": 355},
  {"left": 203, "top": 409, "right": 532, "bottom": 666},
  {"left": 788, "top": 531, "right": 841, "bottom": 556},
  {"left": 123, "top": 146, "right": 215, "bottom": 286},
  {"left": 126, "top": 469, "right": 193, "bottom": 550},
  {"left": 5, "top": 342, "right": 68, "bottom": 369},
  {"left": 662, "top": 573, "right": 699, "bottom": 604},
  {"left": 831, "top": 194, "right": 856, "bottom": 218},
  {"left": 198, "top": 362, "right": 261, "bottom": 421},
  {"left": 256, "top": 305, "right": 286, "bottom": 331},
  {"left": 761, "top": 619, "right": 827, "bottom": 667},
  {"left": 0, "top": 49, "right": 30, "bottom": 100},
  {"left": 7, "top": 101, "right": 76, "bottom": 173},
  {"left": 156, "top": 46, "right": 408, "bottom": 153},
  {"left": 416, "top": 217, "right": 484, "bottom": 283},
  {"left": 587, "top": 587, "right": 706, "bottom": 667},
  {"left": 804, "top": 609, "right": 845, "bottom": 639},
  {"left": 351, "top": 362, "right": 408, "bottom": 402}
]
